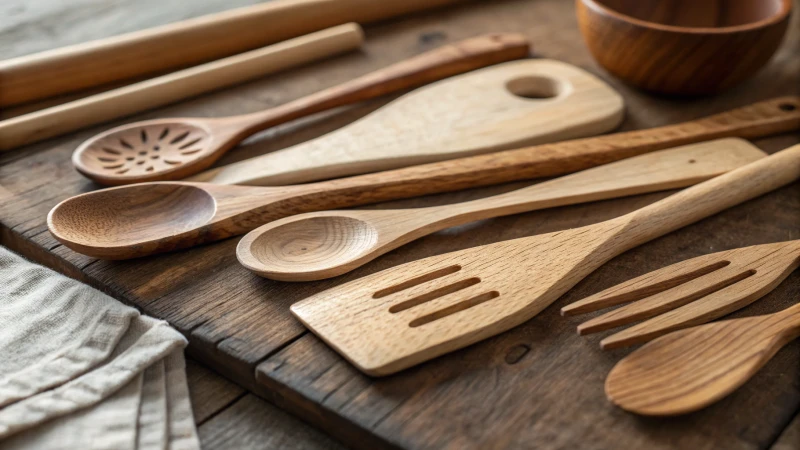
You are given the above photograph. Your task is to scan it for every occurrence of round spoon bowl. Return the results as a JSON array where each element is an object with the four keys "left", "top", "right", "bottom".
[
  {"left": 238, "top": 214, "right": 380, "bottom": 281},
  {"left": 48, "top": 183, "right": 217, "bottom": 258},
  {"left": 73, "top": 120, "right": 216, "bottom": 185},
  {"left": 577, "top": 0, "right": 792, "bottom": 95}
]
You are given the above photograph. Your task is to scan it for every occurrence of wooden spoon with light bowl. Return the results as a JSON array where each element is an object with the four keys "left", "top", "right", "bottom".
[
  {"left": 236, "top": 138, "right": 765, "bottom": 281},
  {"left": 71, "top": 33, "right": 531, "bottom": 185},
  {"left": 577, "top": 0, "right": 793, "bottom": 95},
  {"left": 606, "top": 301, "right": 800, "bottom": 416},
  {"left": 48, "top": 96, "right": 800, "bottom": 260}
]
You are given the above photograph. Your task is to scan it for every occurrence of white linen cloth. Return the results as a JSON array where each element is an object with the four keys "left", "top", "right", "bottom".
[{"left": 0, "top": 247, "right": 200, "bottom": 450}]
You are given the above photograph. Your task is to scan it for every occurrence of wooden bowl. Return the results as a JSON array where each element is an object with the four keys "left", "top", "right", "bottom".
[{"left": 577, "top": 0, "right": 792, "bottom": 95}]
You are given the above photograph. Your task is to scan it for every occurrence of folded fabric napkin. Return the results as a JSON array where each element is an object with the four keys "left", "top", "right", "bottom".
[{"left": 0, "top": 247, "right": 199, "bottom": 450}]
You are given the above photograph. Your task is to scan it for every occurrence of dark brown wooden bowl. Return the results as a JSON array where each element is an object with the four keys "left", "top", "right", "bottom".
[{"left": 577, "top": 0, "right": 792, "bottom": 95}]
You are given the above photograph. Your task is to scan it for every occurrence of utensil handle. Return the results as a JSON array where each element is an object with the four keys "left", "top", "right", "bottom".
[
  {"left": 234, "top": 33, "right": 530, "bottom": 135},
  {"left": 612, "top": 144, "right": 800, "bottom": 251},
  {"left": 0, "top": 0, "right": 465, "bottom": 107},
  {"left": 418, "top": 138, "right": 766, "bottom": 226},
  {"left": 0, "top": 25, "right": 363, "bottom": 152},
  {"left": 294, "top": 97, "right": 800, "bottom": 209},
  {"left": 775, "top": 303, "right": 800, "bottom": 333}
]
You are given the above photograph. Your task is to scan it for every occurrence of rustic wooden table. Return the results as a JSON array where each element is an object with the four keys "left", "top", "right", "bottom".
[{"left": 2, "top": 1, "right": 799, "bottom": 449}]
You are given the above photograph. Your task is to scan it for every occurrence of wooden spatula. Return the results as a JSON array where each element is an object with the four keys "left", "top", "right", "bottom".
[
  {"left": 562, "top": 240, "right": 800, "bottom": 349},
  {"left": 291, "top": 144, "right": 800, "bottom": 376},
  {"left": 605, "top": 301, "right": 800, "bottom": 416},
  {"left": 185, "top": 59, "right": 625, "bottom": 185}
]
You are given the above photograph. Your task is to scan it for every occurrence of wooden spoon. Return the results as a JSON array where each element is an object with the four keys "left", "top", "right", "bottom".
[
  {"left": 236, "top": 139, "right": 765, "bottom": 281},
  {"left": 48, "top": 96, "right": 800, "bottom": 259},
  {"left": 290, "top": 144, "right": 800, "bottom": 376},
  {"left": 605, "top": 302, "right": 800, "bottom": 416},
  {"left": 71, "top": 33, "right": 531, "bottom": 185}
]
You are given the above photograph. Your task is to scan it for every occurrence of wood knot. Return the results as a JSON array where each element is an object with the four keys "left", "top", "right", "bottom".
[
  {"left": 419, "top": 31, "right": 447, "bottom": 46},
  {"left": 505, "top": 344, "right": 530, "bottom": 365}
]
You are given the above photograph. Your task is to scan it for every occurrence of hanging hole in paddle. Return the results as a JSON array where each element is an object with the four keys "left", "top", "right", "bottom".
[{"left": 506, "top": 76, "right": 562, "bottom": 99}]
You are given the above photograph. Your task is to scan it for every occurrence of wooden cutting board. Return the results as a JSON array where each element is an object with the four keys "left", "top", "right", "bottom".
[{"left": 2, "top": 1, "right": 799, "bottom": 449}]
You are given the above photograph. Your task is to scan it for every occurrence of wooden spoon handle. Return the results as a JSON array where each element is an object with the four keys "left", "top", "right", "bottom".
[
  {"left": 774, "top": 302, "right": 800, "bottom": 332},
  {"left": 292, "top": 97, "right": 800, "bottom": 210},
  {"left": 231, "top": 33, "right": 530, "bottom": 135},
  {"left": 415, "top": 138, "right": 766, "bottom": 226},
  {"left": 611, "top": 144, "right": 800, "bottom": 252}
]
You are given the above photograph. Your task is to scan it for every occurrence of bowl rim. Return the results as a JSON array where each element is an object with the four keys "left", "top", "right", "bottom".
[{"left": 580, "top": 0, "right": 793, "bottom": 34}]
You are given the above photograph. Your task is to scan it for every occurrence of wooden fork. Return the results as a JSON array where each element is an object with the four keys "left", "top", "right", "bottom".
[
  {"left": 562, "top": 240, "right": 800, "bottom": 349},
  {"left": 605, "top": 301, "right": 800, "bottom": 416}
]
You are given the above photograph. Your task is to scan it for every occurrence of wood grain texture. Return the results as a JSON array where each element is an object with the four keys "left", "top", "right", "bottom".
[
  {"left": 0, "top": 0, "right": 466, "bottom": 107},
  {"left": 577, "top": 0, "right": 793, "bottom": 95},
  {"left": 47, "top": 97, "right": 799, "bottom": 260},
  {"left": 565, "top": 240, "right": 800, "bottom": 349},
  {"left": 291, "top": 145, "right": 800, "bottom": 376},
  {"left": 2, "top": 0, "right": 799, "bottom": 449},
  {"left": 184, "top": 359, "right": 346, "bottom": 450},
  {"left": 237, "top": 138, "right": 766, "bottom": 281},
  {"left": 185, "top": 359, "right": 246, "bottom": 425},
  {"left": 0, "top": 24, "right": 364, "bottom": 152},
  {"left": 198, "top": 394, "right": 346, "bottom": 450},
  {"left": 605, "top": 302, "right": 800, "bottom": 416},
  {"left": 193, "top": 58, "right": 625, "bottom": 186},
  {"left": 72, "top": 32, "right": 530, "bottom": 185},
  {"left": 773, "top": 412, "right": 800, "bottom": 450}
]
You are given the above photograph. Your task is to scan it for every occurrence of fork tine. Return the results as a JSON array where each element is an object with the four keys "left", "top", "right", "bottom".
[
  {"left": 576, "top": 265, "right": 755, "bottom": 335},
  {"left": 600, "top": 256, "right": 800, "bottom": 349},
  {"left": 561, "top": 252, "right": 731, "bottom": 316}
]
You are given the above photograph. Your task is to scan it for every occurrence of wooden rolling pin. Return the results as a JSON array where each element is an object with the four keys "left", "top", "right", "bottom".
[
  {"left": 0, "top": 24, "right": 363, "bottom": 152},
  {"left": 0, "top": 0, "right": 465, "bottom": 107}
]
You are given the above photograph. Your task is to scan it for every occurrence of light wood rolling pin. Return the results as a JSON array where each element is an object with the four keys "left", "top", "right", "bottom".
[
  {"left": 0, "top": 24, "right": 363, "bottom": 152},
  {"left": 0, "top": 0, "right": 464, "bottom": 107}
]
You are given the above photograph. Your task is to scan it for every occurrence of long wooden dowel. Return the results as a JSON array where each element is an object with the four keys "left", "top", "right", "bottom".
[
  {"left": 0, "top": 24, "right": 363, "bottom": 152},
  {"left": 0, "top": 0, "right": 465, "bottom": 107}
]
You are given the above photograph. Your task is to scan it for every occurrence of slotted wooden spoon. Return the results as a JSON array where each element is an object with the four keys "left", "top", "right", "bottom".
[
  {"left": 605, "top": 301, "right": 800, "bottom": 416},
  {"left": 237, "top": 138, "right": 765, "bottom": 281},
  {"left": 71, "top": 33, "right": 534, "bottom": 185},
  {"left": 291, "top": 144, "right": 800, "bottom": 376},
  {"left": 48, "top": 97, "right": 800, "bottom": 260},
  {"left": 561, "top": 239, "right": 800, "bottom": 349}
]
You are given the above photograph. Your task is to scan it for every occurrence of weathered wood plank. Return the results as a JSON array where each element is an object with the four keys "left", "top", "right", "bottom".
[
  {"left": 198, "top": 394, "right": 347, "bottom": 450},
  {"left": 772, "top": 412, "right": 800, "bottom": 450},
  {"left": 184, "top": 359, "right": 347, "bottom": 449},
  {"left": 185, "top": 359, "right": 246, "bottom": 425},
  {"left": 1, "top": 0, "right": 799, "bottom": 449}
]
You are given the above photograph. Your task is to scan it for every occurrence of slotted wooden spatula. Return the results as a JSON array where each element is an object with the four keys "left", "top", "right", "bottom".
[
  {"left": 291, "top": 144, "right": 800, "bottom": 376},
  {"left": 561, "top": 239, "right": 800, "bottom": 349}
]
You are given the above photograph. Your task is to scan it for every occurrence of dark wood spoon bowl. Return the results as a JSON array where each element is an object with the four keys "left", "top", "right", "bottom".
[{"left": 576, "top": 0, "right": 792, "bottom": 95}]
